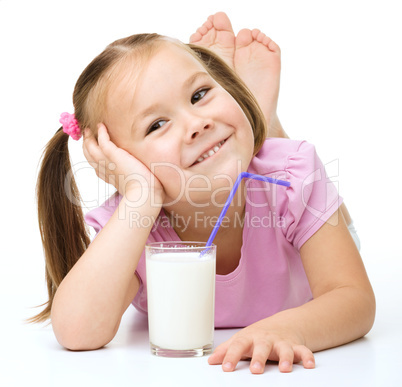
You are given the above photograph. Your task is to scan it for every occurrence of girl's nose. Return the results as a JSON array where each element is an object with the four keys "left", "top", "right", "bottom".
[{"left": 184, "top": 114, "right": 214, "bottom": 142}]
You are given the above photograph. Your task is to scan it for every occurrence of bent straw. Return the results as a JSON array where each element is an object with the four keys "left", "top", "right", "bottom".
[{"left": 203, "top": 172, "right": 291, "bottom": 251}]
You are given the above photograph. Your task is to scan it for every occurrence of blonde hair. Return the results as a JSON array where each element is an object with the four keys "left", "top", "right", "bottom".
[{"left": 32, "top": 33, "right": 267, "bottom": 323}]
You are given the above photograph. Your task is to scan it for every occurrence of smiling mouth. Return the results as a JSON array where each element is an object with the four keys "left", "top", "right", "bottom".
[{"left": 192, "top": 139, "right": 227, "bottom": 166}]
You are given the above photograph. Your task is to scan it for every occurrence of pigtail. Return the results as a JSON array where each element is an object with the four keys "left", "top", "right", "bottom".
[{"left": 29, "top": 128, "right": 90, "bottom": 323}]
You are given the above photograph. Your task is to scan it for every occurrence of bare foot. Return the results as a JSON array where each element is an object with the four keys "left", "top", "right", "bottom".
[
  {"left": 189, "top": 12, "right": 235, "bottom": 70},
  {"left": 235, "top": 29, "right": 287, "bottom": 138}
]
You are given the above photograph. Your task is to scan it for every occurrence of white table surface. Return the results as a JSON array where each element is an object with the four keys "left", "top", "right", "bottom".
[{"left": 1, "top": 255, "right": 401, "bottom": 387}]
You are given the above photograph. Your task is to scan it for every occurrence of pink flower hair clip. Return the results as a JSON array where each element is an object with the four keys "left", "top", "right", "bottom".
[{"left": 59, "top": 112, "right": 82, "bottom": 141}]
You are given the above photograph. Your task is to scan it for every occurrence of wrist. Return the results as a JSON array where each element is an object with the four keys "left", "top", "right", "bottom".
[
  {"left": 123, "top": 185, "right": 163, "bottom": 212},
  {"left": 261, "top": 310, "right": 307, "bottom": 347}
]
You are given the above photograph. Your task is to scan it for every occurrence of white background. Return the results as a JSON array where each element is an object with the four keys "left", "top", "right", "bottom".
[{"left": 0, "top": 0, "right": 401, "bottom": 384}]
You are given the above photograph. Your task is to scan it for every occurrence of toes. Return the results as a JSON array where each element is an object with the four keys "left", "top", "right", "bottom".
[
  {"left": 256, "top": 30, "right": 266, "bottom": 43},
  {"left": 198, "top": 24, "right": 210, "bottom": 36},
  {"left": 236, "top": 28, "right": 253, "bottom": 47},
  {"left": 203, "top": 19, "right": 213, "bottom": 31},
  {"left": 268, "top": 40, "right": 281, "bottom": 54},
  {"left": 252, "top": 29, "right": 269, "bottom": 46},
  {"left": 262, "top": 35, "right": 271, "bottom": 46},
  {"left": 189, "top": 31, "right": 202, "bottom": 43},
  {"left": 190, "top": 12, "right": 233, "bottom": 43},
  {"left": 238, "top": 28, "right": 273, "bottom": 50},
  {"left": 190, "top": 23, "right": 213, "bottom": 43},
  {"left": 251, "top": 28, "right": 261, "bottom": 40},
  {"left": 249, "top": 28, "right": 280, "bottom": 53},
  {"left": 211, "top": 12, "right": 234, "bottom": 33},
  {"left": 190, "top": 17, "right": 213, "bottom": 42}
]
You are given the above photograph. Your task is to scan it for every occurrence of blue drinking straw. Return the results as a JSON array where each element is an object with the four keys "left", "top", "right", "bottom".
[{"left": 204, "top": 172, "right": 291, "bottom": 250}]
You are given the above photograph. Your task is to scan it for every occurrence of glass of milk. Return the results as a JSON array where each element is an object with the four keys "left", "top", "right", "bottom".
[{"left": 145, "top": 242, "right": 216, "bottom": 357}]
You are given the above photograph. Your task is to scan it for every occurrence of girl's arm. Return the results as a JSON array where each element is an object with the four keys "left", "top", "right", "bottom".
[
  {"left": 51, "top": 125, "right": 164, "bottom": 351},
  {"left": 208, "top": 209, "right": 375, "bottom": 374}
]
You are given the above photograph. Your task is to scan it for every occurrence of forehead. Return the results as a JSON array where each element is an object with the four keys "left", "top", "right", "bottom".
[
  {"left": 141, "top": 42, "right": 207, "bottom": 81},
  {"left": 105, "top": 43, "right": 206, "bottom": 113},
  {"left": 109, "top": 43, "right": 206, "bottom": 98}
]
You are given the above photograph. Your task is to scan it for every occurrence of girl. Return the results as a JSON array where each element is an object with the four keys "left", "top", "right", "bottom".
[{"left": 34, "top": 13, "right": 375, "bottom": 374}]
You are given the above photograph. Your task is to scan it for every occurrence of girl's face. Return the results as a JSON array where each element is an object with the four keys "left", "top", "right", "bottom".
[{"left": 105, "top": 43, "right": 255, "bottom": 207}]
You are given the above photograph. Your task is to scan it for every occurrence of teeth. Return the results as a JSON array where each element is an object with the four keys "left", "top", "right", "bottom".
[{"left": 195, "top": 139, "right": 226, "bottom": 165}]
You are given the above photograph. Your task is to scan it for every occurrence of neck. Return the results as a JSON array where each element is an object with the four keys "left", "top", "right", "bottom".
[{"left": 163, "top": 180, "right": 247, "bottom": 242}]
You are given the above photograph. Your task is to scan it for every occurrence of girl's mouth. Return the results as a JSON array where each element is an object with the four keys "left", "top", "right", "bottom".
[{"left": 192, "top": 139, "right": 227, "bottom": 166}]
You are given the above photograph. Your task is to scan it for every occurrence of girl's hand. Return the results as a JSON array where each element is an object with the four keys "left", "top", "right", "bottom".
[
  {"left": 83, "top": 123, "right": 165, "bottom": 203},
  {"left": 208, "top": 320, "right": 315, "bottom": 374}
]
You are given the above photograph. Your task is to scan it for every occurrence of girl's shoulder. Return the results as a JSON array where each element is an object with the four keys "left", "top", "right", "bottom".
[
  {"left": 248, "top": 138, "right": 341, "bottom": 251},
  {"left": 248, "top": 138, "right": 317, "bottom": 177}
]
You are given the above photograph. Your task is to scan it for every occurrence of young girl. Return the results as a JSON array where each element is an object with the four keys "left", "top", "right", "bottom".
[{"left": 35, "top": 12, "right": 374, "bottom": 374}]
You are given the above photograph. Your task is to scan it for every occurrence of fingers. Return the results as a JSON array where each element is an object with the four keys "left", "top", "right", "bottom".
[
  {"left": 97, "top": 123, "right": 112, "bottom": 151},
  {"left": 97, "top": 123, "right": 122, "bottom": 164},
  {"left": 249, "top": 340, "right": 294, "bottom": 374},
  {"left": 82, "top": 125, "right": 114, "bottom": 182},
  {"left": 249, "top": 341, "right": 272, "bottom": 374},
  {"left": 276, "top": 342, "right": 295, "bottom": 373},
  {"left": 83, "top": 127, "right": 103, "bottom": 165},
  {"left": 208, "top": 342, "right": 228, "bottom": 365},
  {"left": 293, "top": 345, "right": 315, "bottom": 369},
  {"left": 82, "top": 130, "right": 100, "bottom": 175},
  {"left": 221, "top": 338, "right": 252, "bottom": 372},
  {"left": 83, "top": 124, "right": 113, "bottom": 162},
  {"left": 208, "top": 338, "right": 315, "bottom": 374},
  {"left": 209, "top": 338, "right": 252, "bottom": 372},
  {"left": 82, "top": 123, "right": 164, "bottom": 198}
]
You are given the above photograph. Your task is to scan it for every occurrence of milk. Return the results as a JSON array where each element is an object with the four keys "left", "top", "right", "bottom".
[{"left": 146, "top": 251, "right": 216, "bottom": 352}]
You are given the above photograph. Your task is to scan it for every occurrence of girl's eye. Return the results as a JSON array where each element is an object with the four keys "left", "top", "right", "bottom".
[
  {"left": 191, "top": 88, "right": 209, "bottom": 104},
  {"left": 147, "top": 119, "right": 167, "bottom": 134}
]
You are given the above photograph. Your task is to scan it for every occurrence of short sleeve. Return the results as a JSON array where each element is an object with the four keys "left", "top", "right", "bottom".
[
  {"left": 84, "top": 192, "right": 122, "bottom": 236},
  {"left": 282, "top": 141, "right": 343, "bottom": 250}
]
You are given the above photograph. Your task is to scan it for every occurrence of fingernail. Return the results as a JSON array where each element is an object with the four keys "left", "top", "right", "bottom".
[
  {"left": 307, "top": 360, "right": 315, "bottom": 368},
  {"left": 281, "top": 361, "right": 291, "bottom": 369},
  {"left": 252, "top": 361, "right": 263, "bottom": 371},
  {"left": 223, "top": 362, "right": 233, "bottom": 371}
]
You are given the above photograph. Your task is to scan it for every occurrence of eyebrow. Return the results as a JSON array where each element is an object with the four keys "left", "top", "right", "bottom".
[{"left": 136, "top": 71, "right": 210, "bottom": 121}]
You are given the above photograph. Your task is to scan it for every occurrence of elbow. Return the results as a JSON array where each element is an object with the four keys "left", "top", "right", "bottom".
[
  {"left": 358, "top": 286, "right": 376, "bottom": 338},
  {"left": 367, "top": 292, "right": 377, "bottom": 335},
  {"left": 56, "top": 334, "right": 111, "bottom": 352},
  {"left": 55, "top": 325, "right": 118, "bottom": 351},
  {"left": 51, "top": 312, "right": 119, "bottom": 351}
]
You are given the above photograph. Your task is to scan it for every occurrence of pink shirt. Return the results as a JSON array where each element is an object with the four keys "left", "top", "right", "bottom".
[{"left": 85, "top": 139, "right": 342, "bottom": 328}]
